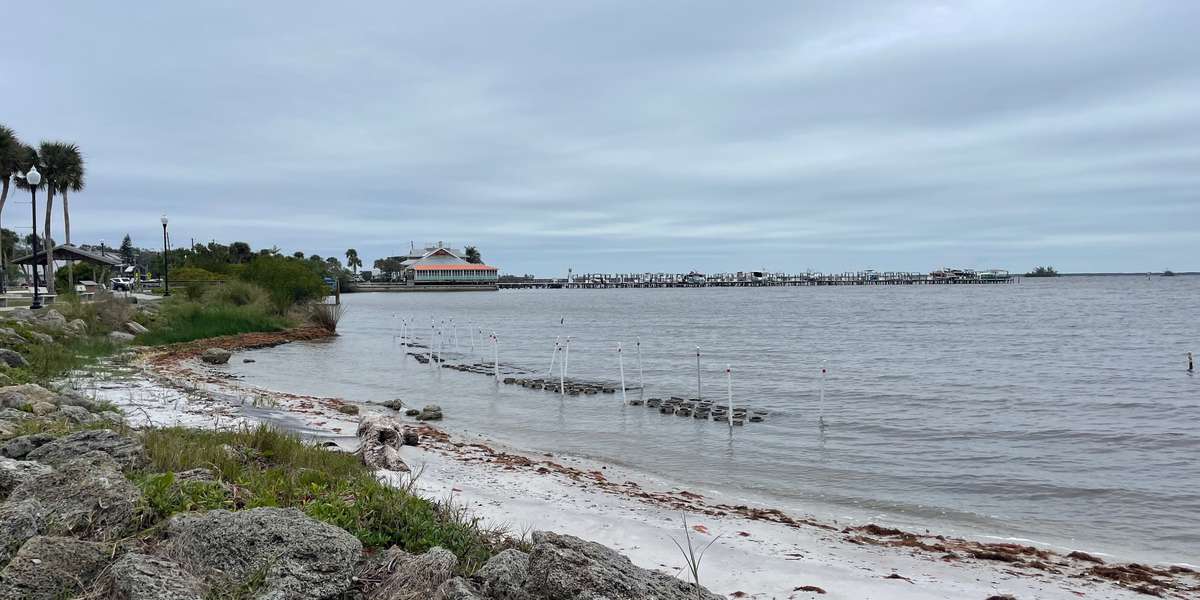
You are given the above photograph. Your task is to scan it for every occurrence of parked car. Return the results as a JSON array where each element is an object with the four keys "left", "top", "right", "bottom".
[{"left": 109, "top": 277, "right": 134, "bottom": 291}]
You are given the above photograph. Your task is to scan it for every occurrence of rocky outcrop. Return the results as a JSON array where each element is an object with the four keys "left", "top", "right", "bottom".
[
  {"left": 0, "top": 500, "right": 43, "bottom": 568},
  {"left": 0, "top": 536, "right": 109, "bottom": 600},
  {"left": 166, "top": 507, "right": 362, "bottom": 600},
  {"left": 10, "top": 451, "right": 142, "bottom": 540},
  {"left": 51, "top": 404, "right": 95, "bottom": 424},
  {"left": 100, "top": 553, "right": 207, "bottom": 600},
  {"left": 200, "top": 347, "right": 232, "bottom": 365},
  {"left": 368, "top": 546, "right": 458, "bottom": 600},
  {"left": 475, "top": 549, "right": 532, "bottom": 600},
  {"left": 0, "top": 351, "right": 26, "bottom": 369},
  {"left": 436, "top": 577, "right": 487, "bottom": 600},
  {"left": 0, "top": 457, "right": 52, "bottom": 500},
  {"left": 416, "top": 404, "right": 444, "bottom": 421},
  {"left": 0, "top": 434, "right": 55, "bottom": 460},
  {"left": 109, "top": 331, "right": 136, "bottom": 343},
  {"left": 356, "top": 417, "right": 410, "bottom": 472},
  {"left": 124, "top": 321, "right": 150, "bottom": 336},
  {"left": 524, "top": 531, "right": 723, "bottom": 600},
  {"left": 0, "top": 384, "right": 60, "bottom": 409},
  {"left": 25, "top": 428, "right": 146, "bottom": 470},
  {"left": 27, "top": 332, "right": 53, "bottom": 345}
]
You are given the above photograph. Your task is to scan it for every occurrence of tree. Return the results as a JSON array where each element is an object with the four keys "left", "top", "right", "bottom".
[
  {"left": 38, "top": 141, "right": 83, "bottom": 293},
  {"left": 119, "top": 234, "right": 136, "bottom": 265},
  {"left": 56, "top": 144, "right": 84, "bottom": 287},
  {"left": 345, "top": 248, "right": 362, "bottom": 275},
  {"left": 11, "top": 145, "right": 42, "bottom": 284},
  {"left": 291, "top": 251, "right": 305, "bottom": 259},
  {"left": 229, "top": 241, "right": 253, "bottom": 264},
  {"left": 325, "top": 256, "right": 342, "bottom": 269},
  {"left": 0, "top": 126, "right": 24, "bottom": 290},
  {"left": 1025, "top": 266, "right": 1058, "bottom": 277},
  {"left": 464, "top": 246, "right": 482, "bottom": 264}
]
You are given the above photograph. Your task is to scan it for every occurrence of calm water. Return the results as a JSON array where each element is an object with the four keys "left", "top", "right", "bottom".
[{"left": 228, "top": 277, "right": 1200, "bottom": 563}]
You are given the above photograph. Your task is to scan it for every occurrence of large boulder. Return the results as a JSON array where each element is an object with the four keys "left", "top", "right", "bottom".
[
  {"left": 0, "top": 457, "right": 52, "bottom": 501},
  {"left": 124, "top": 321, "right": 150, "bottom": 335},
  {"left": 0, "top": 350, "right": 26, "bottom": 369},
  {"left": 65, "top": 318, "right": 88, "bottom": 335},
  {"left": 25, "top": 428, "right": 146, "bottom": 470},
  {"left": 27, "top": 332, "right": 53, "bottom": 345},
  {"left": 523, "top": 531, "right": 723, "bottom": 600},
  {"left": 368, "top": 546, "right": 457, "bottom": 600},
  {"left": 50, "top": 404, "right": 95, "bottom": 424},
  {"left": 0, "top": 500, "right": 43, "bottom": 569},
  {"left": 200, "top": 347, "right": 232, "bottom": 365},
  {"left": 0, "top": 536, "right": 110, "bottom": 600},
  {"left": 9, "top": 451, "right": 142, "bottom": 540},
  {"left": 356, "top": 416, "right": 410, "bottom": 472},
  {"left": 416, "top": 404, "right": 444, "bottom": 421},
  {"left": 0, "top": 433, "right": 55, "bottom": 460},
  {"left": 475, "top": 549, "right": 532, "bottom": 600},
  {"left": 166, "top": 507, "right": 361, "bottom": 600},
  {"left": 109, "top": 331, "right": 136, "bottom": 344},
  {"left": 0, "top": 328, "right": 27, "bottom": 344},
  {"left": 33, "top": 310, "right": 67, "bottom": 331},
  {"left": 0, "top": 384, "right": 58, "bottom": 409},
  {"left": 99, "top": 553, "right": 207, "bottom": 600},
  {"left": 435, "top": 578, "right": 487, "bottom": 600}
]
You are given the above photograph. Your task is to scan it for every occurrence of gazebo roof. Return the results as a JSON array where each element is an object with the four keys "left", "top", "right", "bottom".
[{"left": 10, "top": 244, "right": 124, "bottom": 267}]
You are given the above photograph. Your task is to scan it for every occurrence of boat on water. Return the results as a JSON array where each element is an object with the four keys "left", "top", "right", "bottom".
[{"left": 1162, "top": 269, "right": 1176, "bottom": 277}]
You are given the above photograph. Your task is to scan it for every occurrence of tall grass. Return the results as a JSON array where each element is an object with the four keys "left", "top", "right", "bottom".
[
  {"left": 309, "top": 303, "right": 344, "bottom": 333},
  {"left": 137, "top": 302, "right": 287, "bottom": 346},
  {"left": 138, "top": 426, "right": 499, "bottom": 571}
]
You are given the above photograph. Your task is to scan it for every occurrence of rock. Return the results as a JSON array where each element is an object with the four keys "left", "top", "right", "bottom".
[
  {"left": 405, "top": 408, "right": 420, "bottom": 417},
  {"left": 402, "top": 429, "right": 420, "bottom": 447},
  {"left": 0, "top": 434, "right": 55, "bottom": 460},
  {"left": 369, "top": 546, "right": 457, "bottom": 600},
  {"left": 200, "top": 347, "right": 232, "bottom": 365},
  {"left": 28, "top": 402, "right": 55, "bottom": 417},
  {"left": 124, "top": 321, "right": 150, "bottom": 335},
  {"left": 0, "top": 536, "right": 109, "bottom": 600},
  {"left": 0, "top": 500, "right": 43, "bottom": 568},
  {"left": 25, "top": 428, "right": 147, "bottom": 470},
  {"left": 382, "top": 399, "right": 405, "bottom": 410},
  {"left": 243, "top": 358, "right": 256, "bottom": 363},
  {"left": 51, "top": 404, "right": 95, "bottom": 424},
  {"left": 523, "top": 531, "right": 723, "bottom": 600},
  {"left": 337, "top": 404, "right": 360, "bottom": 415},
  {"left": 435, "top": 577, "right": 486, "bottom": 600},
  {"left": 33, "top": 310, "right": 67, "bottom": 331},
  {"left": 0, "top": 457, "right": 52, "bottom": 501},
  {"left": 475, "top": 549, "right": 531, "bottom": 600},
  {"left": 109, "top": 331, "right": 136, "bottom": 344},
  {"left": 10, "top": 451, "right": 142, "bottom": 540},
  {"left": 0, "top": 328, "right": 27, "bottom": 344},
  {"left": 27, "top": 332, "right": 53, "bottom": 344},
  {"left": 100, "top": 553, "right": 207, "bottom": 600},
  {"left": 0, "top": 421, "right": 14, "bottom": 438},
  {"left": 64, "top": 319, "right": 88, "bottom": 335},
  {"left": 355, "top": 416, "right": 409, "bottom": 472},
  {"left": 166, "top": 507, "right": 361, "bottom": 600},
  {"left": 99, "top": 410, "right": 126, "bottom": 424},
  {"left": 0, "top": 350, "right": 28, "bottom": 369},
  {"left": 416, "top": 404, "right": 444, "bottom": 421}
]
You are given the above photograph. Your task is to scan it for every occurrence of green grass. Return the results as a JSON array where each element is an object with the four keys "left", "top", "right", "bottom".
[
  {"left": 137, "top": 303, "right": 288, "bottom": 346},
  {"left": 136, "top": 425, "right": 499, "bottom": 572},
  {"left": 2, "top": 335, "right": 121, "bottom": 385}
]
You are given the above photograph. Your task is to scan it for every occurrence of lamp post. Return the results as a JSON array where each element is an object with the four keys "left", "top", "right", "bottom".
[
  {"left": 160, "top": 215, "right": 170, "bottom": 296},
  {"left": 25, "top": 167, "right": 42, "bottom": 309}
]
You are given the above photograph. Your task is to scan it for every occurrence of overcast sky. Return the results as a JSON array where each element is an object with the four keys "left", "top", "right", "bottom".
[{"left": 3, "top": 1, "right": 1197, "bottom": 275}]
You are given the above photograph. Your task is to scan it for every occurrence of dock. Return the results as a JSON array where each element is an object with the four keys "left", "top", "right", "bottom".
[{"left": 499, "top": 269, "right": 1016, "bottom": 289}]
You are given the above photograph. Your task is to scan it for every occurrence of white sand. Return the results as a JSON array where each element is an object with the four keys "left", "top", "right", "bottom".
[{"left": 80, "top": 357, "right": 1166, "bottom": 600}]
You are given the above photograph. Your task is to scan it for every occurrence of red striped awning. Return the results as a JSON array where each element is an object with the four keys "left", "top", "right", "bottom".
[{"left": 412, "top": 264, "right": 496, "bottom": 271}]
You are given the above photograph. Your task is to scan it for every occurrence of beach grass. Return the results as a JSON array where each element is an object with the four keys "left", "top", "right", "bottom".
[
  {"left": 137, "top": 302, "right": 288, "bottom": 346},
  {"left": 136, "top": 425, "right": 500, "bottom": 572}
]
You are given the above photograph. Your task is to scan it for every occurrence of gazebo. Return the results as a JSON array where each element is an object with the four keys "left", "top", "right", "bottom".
[{"left": 9, "top": 244, "right": 124, "bottom": 297}]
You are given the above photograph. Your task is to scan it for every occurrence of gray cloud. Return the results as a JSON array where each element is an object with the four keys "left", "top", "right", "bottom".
[{"left": 2, "top": 0, "right": 1197, "bottom": 274}]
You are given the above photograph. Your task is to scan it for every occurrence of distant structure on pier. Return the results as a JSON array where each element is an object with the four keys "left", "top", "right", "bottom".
[
  {"left": 498, "top": 268, "right": 1014, "bottom": 289},
  {"left": 357, "top": 242, "right": 498, "bottom": 292}
]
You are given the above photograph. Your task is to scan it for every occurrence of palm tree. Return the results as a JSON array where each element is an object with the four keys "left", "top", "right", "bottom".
[
  {"left": 37, "top": 141, "right": 82, "bottom": 294},
  {"left": 0, "top": 125, "right": 24, "bottom": 292},
  {"left": 57, "top": 145, "right": 84, "bottom": 288},
  {"left": 345, "top": 248, "right": 361, "bottom": 275},
  {"left": 12, "top": 145, "right": 42, "bottom": 289},
  {"left": 464, "top": 246, "right": 482, "bottom": 264}
]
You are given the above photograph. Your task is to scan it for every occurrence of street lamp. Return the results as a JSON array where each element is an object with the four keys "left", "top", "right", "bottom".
[
  {"left": 160, "top": 215, "right": 170, "bottom": 296},
  {"left": 25, "top": 166, "right": 42, "bottom": 310}
]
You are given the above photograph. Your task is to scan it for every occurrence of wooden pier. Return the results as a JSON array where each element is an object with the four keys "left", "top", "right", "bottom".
[{"left": 499, "top": 270, "right": 1017, "bottom": 290}]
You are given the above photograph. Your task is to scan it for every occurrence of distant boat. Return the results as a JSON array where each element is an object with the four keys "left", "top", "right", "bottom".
[{"left": 1162, "top": 270, "right": 1176, "bottom": 277}]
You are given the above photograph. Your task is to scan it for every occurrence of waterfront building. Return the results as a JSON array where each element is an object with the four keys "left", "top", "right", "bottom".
[{"left": 400, "top": 243, "right": 498, "bottom": 287}]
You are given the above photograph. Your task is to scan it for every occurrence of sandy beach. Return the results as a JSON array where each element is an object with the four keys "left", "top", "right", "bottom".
[{"left": 74, "top": 334, "right": 1198, "bottom": 600}]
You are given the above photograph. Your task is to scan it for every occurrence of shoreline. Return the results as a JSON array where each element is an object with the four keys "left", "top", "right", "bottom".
[{"left": 81, "top": 330, "right": 1199, "bottom": 599}]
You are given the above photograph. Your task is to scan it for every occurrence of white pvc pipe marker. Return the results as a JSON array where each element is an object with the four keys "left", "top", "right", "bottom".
[
  {"left": 618, "top": 343, "right": 627, "bottom": 405},
  {"left": 726, "top": 365, "right": 734, "bottom": 430},
  {"left": 492, "top": 332, "right": 499, "bottom": 382},
  {"left": 547, "top": 336, "right": 561, "bottom": 377},
  {"left": 695, "top": 346, "right": 702, "bottom": 401},
  {"left": 819, "top": 360, "right": 827, "bottom": 425},
  {"left": 636, "top": 337, "right": 644, "bottom": 396}
]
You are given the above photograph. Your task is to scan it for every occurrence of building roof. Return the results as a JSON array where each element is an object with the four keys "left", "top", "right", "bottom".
[
  {"left": 10, "top": 244, "right": 124, "bottom": 267},
  {"left": 412, "top": 264, "right": 496, "bottom": 271}
]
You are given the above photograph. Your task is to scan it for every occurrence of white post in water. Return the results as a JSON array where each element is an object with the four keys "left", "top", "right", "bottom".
[
  {"left": 429, "top": 321, "right": 435, "bottom": 367},
  {"left": 695, "top": 346, "right": 702, "bottom": 401},
  {"left": 560, "top": 337, "right": 569, "bottom": 396},
  {"left": 726, "top": 365, "right": 734, "bottom": 431},
  {"left": 547, "top": 336, "right": 561, "bottom": 377},
  {"left": 492, "top": 332, "right": 499, "bottom": 382},
  {"left": 564, "top": 336, "right": 572, "bottom": 378},
  {"left": 469, "top": 324, "right": 476, "bottom": 353},
  {"left": 819, "top": 360, "right": 827, "bottom": 426},
  {"left": 636, "top": 337, "right": 644, "bottom": 396},
  {"left": 618, "top": 343, "right": 627, "bottom": 405}
]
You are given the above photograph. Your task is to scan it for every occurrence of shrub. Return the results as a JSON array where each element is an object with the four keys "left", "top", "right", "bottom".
[
  {"left": 204, "top": 280, "right": 271, "bottom": 309},
  {"left": 239, "top": 255, "right": 328, "bottom": 312},
  {"left": 309, "top": 303, "right": 344, "bottom": 333},
  {"left": 170, "top": 266, "right": 223, "bottom": 300}
]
